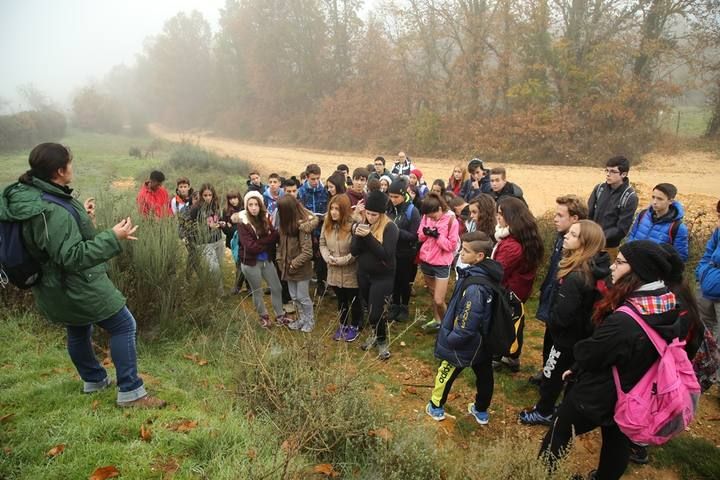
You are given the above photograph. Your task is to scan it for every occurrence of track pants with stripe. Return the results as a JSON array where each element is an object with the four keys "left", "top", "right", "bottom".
[{"left": 430, "top": 356, "right": 493, "bottom": 411}]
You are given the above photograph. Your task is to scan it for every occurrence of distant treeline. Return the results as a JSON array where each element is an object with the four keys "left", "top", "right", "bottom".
[
  {"left": 77, "top": 0, "right": 720, "bottom": 164},
  {"left": 0, "top": 110, "right": 66, "bottom": 153}
]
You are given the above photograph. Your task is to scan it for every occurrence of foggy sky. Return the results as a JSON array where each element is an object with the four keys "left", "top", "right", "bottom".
[{"left": 0, "top": 0, "right": 226, "bottom": 112}]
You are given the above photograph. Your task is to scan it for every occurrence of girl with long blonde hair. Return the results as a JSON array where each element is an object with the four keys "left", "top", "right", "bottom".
[{"left": 519, "top": 219, "right": 610, "bottom": 426}]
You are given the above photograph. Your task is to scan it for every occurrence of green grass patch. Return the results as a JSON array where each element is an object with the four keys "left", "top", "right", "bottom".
[{"left": 653, "top": 436, "right": 720, "bottom": 479}]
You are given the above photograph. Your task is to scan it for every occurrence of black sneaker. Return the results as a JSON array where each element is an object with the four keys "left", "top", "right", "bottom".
[{"left": 629, "top": 444, "right": 649, "bottom": 465}]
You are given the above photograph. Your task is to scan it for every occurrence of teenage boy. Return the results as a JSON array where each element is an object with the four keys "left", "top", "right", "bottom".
[
  {"left": 386, "top": 178, "right": 421, "bottom": 322},
  {"left": 337, "top": 164, "right": 353, "bottom": 186},
  {"left": 246, "top": 171, "right": 266, "bottom": 194},
  {"left": 460, "top": 158, "right": 491, "bottom": 201},
  {"left": 391, "top": 151, "right": 415, "bottom": 177},
  {"left": 425, "top": 231, "right": 503, "bottom": 425},
  {"left": 588, "top": 155, "right": 638, "bottom": 261},
  {"left": 347, "top": 167, "right": 369, "bottom": 207},
  {"left": 298, "top": 164, "right": 329, "bottom": 296},
  {"left": 489, "top": 167, "right": 526, "bottom": 206},
  {"left": 282, "top": 177, "right": 300, "bottom": 198},
  {"left": 263, "top": 173, "right": 284, "bottom": 218},
  {"left": 137, "top": 170, "right": 172, "bottom": 218},
  {"left": 626, "top": 182, "right": 689, "bottom": 261},
  {"left": 530, "top": 195, "right": 588, "bottom": 386},
  {"left": 171, "top": 177, "right": 193, "bottom": 214},
  {"left": 369, "top": 156, "right": 393, "bottom": 181}
]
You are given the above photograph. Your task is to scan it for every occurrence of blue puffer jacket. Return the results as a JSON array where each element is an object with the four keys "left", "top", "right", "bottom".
[
  {"left": 434, "top": 259, "right": 504, "bottom": 367},
  {"left": 697, "top": 228, "right": 720, "bottom": 301},
  {"left": 627, "top": 201, "right": 689, "bottom": 261},
  {"left": 298, "top": 180, "right": 328, "bottom": 237}
]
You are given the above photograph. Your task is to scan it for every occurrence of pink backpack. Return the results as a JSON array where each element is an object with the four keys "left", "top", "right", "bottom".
[{"left": 612, "top": 306, "right": 701, "bottom": 445}]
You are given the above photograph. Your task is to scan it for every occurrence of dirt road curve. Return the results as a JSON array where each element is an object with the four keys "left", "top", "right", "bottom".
[{"left": 149, "top": 124, "right": 718, "bottom": 215}]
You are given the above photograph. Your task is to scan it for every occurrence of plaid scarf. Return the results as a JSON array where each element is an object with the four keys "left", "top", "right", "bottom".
[{"left": 628, "top": 292, "right": 677, "bottom": 315}]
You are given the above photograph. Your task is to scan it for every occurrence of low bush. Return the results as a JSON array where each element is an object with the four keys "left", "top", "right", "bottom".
[
  {"left": 0, "top": 110, "right": 67, "bottom": 152},
  {"left": 163, "top": 142, "right": 250, "bottom": 178}
]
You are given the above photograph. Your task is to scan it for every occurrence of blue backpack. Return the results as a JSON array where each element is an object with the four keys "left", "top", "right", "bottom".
[
  {"left": 0, "top": 193, "right": 80, "bottom": 289},
  {"left": 230, "top": 229, "right": 240, "bottom": 264}
]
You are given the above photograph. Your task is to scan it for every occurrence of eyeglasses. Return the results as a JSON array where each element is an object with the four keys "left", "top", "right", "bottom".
[
  {"left": 604, "top": 168, "right": 621, "bottom": 175},
  {"left": 613, "top": 258, "right": 628, "bottom": 266}
]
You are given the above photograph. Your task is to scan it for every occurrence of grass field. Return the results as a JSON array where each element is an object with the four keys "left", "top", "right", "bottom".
[{"left": 1, "top": 131, "right": 719, "bottom": 479}]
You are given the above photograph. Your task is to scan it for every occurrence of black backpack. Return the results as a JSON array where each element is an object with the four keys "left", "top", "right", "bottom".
[
  {"left": 0, "top": 193, "right": 80, "bottom": 289},
  {"left": 460, "top": 276, "right": 524, "bottom": 357}
]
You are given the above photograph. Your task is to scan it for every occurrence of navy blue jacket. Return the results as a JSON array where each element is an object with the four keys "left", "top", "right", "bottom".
[
  {"left": 434, "top": 259, "right": 504, "bottom": 367},
  {"left": 536, "top": 233, "right": 564, "bottom": 322},
  {"left": 386, "top": 198, "right": 421, "bottom": 258},
  {"left": 459, "top": 173, "right": 491, "bottom": 202},
  {"left": 697, "top": 228, "right": 720, "bottom": 301},
  {"left": 627, "top": 202, "right": 689, "bottom": 261}
]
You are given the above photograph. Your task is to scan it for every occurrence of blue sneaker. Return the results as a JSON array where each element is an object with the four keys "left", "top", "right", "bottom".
[
  {"left": 518, "top": 407, "right": 553, "bottom": 426},
  {"left": 332, "top": 325, "right": 346, "bottom": 341},
  {"left": 344, "top": 326, "right": 360, "bottom": 342},
  {"left": 425, "top": 402, "right": 446, "bottom": 421},
  {"left": 467, "top": 404, "right": 489, "bottom": 425}
]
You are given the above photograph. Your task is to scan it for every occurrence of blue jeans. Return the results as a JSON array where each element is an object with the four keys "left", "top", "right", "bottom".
[{"left": 66, "top": 306, "right": 147, "bottom": 403}]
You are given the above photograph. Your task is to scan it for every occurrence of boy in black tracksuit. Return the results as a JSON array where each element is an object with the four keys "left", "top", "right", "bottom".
[
  {"left": 425, "top": 231, "right": 503, "bottom": 425},
  {"left": 386, "top": 178, "right": 421, "bottom": 322}
]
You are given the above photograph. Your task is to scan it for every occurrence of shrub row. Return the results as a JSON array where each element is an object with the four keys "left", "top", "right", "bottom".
[{"left": 0, "top": 110, "right": 67, "bottom": 152}]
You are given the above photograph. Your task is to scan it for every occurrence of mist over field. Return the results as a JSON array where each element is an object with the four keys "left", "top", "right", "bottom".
[{"left": 1, "top": 0, "right": 719, "bottom": 162}]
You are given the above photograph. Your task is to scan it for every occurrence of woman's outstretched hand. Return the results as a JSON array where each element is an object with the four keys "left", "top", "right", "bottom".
[{"left": 112, "top": 217, "right": 139, "bottom": 241}]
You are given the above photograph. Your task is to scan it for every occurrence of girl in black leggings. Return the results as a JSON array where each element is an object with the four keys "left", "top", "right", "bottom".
[{"left": 351, "top": 191, "right": 399, "bottom": 360}]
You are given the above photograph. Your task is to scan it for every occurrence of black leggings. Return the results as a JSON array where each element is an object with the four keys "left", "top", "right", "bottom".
[
  {"left": 334, "top": 287, "right": 363, "bottom": 328},
  {"left": 358, "top": 271, "right": 394, "bottom": 343},
  {"left": 535, "top": 343, "right": 574, "bottom": 415},
  {"left": 540, "top": 399, "right": 630, "bottom": 479},
  {"left": 393, "top": 256, "right": 415, "bottom": 306}
]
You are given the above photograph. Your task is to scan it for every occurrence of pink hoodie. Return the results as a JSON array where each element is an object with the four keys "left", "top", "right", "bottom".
[{"left": 417, "top": 212, "right": 459, "bottom": 266}]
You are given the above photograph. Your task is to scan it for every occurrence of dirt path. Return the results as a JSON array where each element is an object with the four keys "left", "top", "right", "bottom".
[{"left": 149, "top": 124, "right": 718, "bottom": 216}]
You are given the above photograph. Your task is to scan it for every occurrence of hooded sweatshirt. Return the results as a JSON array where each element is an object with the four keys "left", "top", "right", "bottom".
[{"left": 136, "top": 181, "right": 172, "bottom": 218}]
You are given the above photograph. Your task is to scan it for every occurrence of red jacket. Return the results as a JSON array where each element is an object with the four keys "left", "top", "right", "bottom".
[
  {"left": 136, "top": 182, "right": 172, "bottom": 218},
  {"left": 492, "top": 234, "right": 536, "bottom": 302},
  {"left": 237, "top": 211, "right": 278, "bottom": 266}
]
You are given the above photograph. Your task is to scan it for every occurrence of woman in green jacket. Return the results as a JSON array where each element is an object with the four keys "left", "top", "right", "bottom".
[{"left": 0, "top": 143, "right": 164, "bottom": 408}]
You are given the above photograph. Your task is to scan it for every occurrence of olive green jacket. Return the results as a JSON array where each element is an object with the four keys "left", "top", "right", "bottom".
[{"left": 0, "top": 178, "right": 125, "bottom": 325}]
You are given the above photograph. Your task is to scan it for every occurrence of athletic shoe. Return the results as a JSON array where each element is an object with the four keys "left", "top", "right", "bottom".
[
  {"left": 377, "top": 341, "right": 391, "bottom": 361},
  {"left": 287, "top": 319, "right": 304, "bottom": 331},
  {"left": 629, "top": 444, "right": 649, "bottom": 465},
  {"left": 259, "top": 315, "right": 273, "bottom": 329},
  {"left": 421, "top": 319, "right": 441, "bottom": 332},
  {"left": 394, "top": 305, "right": 409, "bottom": 323},
  {"left": 425, "top": 402, "right": 446, "bottom": 421},
  {"left": 276, "top": 314, "right": 292, "bottom": 327},
  {"left": 467, "top": 403, "right": 489, "bottom": 425},
  {"left": 332, "top": 325, "right": 346, "bottom": 341},
  {"left": 518, "top": 407, "right": 553, "bottom": 426},
  {"left": 360, "top": 334, "right": 377, "bottom": 351},
  {"left": 500, "top": 356, "right": 520, "bottom": 373},
  {"left": 300, "top": 323, "right": 314, "bottom": 333},
  {"left": 344, "top": 326, "right": 360, "bottom": 342},
  {"left": 528, "top": 370, "right": 543, "bottom": 386},
  {"left": 386, "top": 305, "right": 400, "bottom": 322},
  {"left": 117, "top": 395, "right": 167, "bottom": 409}
]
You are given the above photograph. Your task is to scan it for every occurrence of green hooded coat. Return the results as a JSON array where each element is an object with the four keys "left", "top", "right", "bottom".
[{"left": 0, "top": 178, "right": 125, "bottom": 325}]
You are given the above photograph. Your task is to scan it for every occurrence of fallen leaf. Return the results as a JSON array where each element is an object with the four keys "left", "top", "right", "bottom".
[
  {"left": 140, "top": 424, "right": 152, "bottom": 442},
  {"left": 167, "top": 420, "right": 197, "bottom": 433},
  {"left": 151, "top": 457, "right": 179, "bottom": 475},
  {"left": 405, "top": 386, "right": 417, "bottom": 395},
  {"left": 0, "top": 413, "right": 15, "bottom": 423},
  {"left": 313, "top": 463, "right": 340, "bottom": 477},
  {"left": 325, "top": 384, "right": 337, "bottom": 394},
  {"left": 91, "top": 400, "right": 100, "bottom": 411},
  {"left": 3, "top": 447, "right": 11, "bottom": 455},
  {"left": 183, "top": 353, "right": 197, "bottom": 361},
  {"left": 197, "top": 358, "right": 208, "bottom": 366},
  {"left": 400, "top": 341, "right": 407, "bottom": 347},
  {"left": 369, "top": 427, "right": 393, "bottom": 441},
  {"left": 447, "top": 393, "right": 458, "bottom": 402},
  {"left": 47, "top": 444, "right": 65, "bottom": 457},
  {"left": 89, "top": 465, "right": 120, "bottom": 480},
  {"left": 101, "top": 357, "right": 112, "bottom": 367},
  {"left": 246, "top": 448, "right": 257, "bottom": 460}
]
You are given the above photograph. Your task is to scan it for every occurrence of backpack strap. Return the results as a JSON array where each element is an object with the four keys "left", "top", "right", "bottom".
[
  {"left": 616, "top": 305, "right": 670, "bottom": 355},
  {"left": 405, "top": 202, "right": 414, "bottom": 221},
  {"left": 668, "top": 219, "right": 680, "bottom": 244},
  {"left": 618, "top": 186, "right": 636, "bottom": 209},
  {"left": 41, "top": 193, "right": 81, "bottom": 225}
]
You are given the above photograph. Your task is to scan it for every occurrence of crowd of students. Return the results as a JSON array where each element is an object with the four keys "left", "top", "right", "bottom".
[{"left": 3, "top": 144, "right": 719, "bottom": 480}]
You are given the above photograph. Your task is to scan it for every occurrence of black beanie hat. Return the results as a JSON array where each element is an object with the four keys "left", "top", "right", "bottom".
[
  {"left": 388, "top": 177, "right": 407, "bottom": 195},
  {"left": 365, "top": 190, "right": 389, "bottom": 213},
  {"left": 619, "top": 240, "right": 683, "bottom": 283}
]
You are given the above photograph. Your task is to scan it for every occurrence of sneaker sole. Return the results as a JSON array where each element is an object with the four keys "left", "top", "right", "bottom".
[
  {"left": 425, "top": 404, "right": 446, "bottom": 421},
  {"left": 468, "top": 404, "right": 489, "bottom": 425}
]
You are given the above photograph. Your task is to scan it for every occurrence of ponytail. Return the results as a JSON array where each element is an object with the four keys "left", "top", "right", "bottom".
[{"left": 18, "top": 143, "right": 72, "bottom": 184}]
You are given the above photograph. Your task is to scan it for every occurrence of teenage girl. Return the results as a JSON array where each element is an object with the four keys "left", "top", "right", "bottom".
[
  {"left": 417, "top": 192, "right": 460, "bottom": 331},
  {"left": 492, "top": 197, "right": 544, "bottom": 371},
  {"left": 320, "top": 194, "right": 362, "bottom": 342},
  {"left": 190, "top": 183, "right": 225, "bottom": 295},
  {"left": 276, "top": 195, "right": 318, "bottom": 332},
  {"left": 519, "top": 220, "right": 609, "bottom": 425},
  {"left": 235, "top": 191, "right": 286, "bottom": 328}
]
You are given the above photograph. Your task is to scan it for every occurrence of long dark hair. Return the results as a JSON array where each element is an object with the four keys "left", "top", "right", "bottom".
[
  {"left": 420, "top": 192, "right": 449, "bottom": 215},
  {"left": 593, "top": 270, "right": 644, "bottom": 325},
  {"left": 469, "top": 193, "right": 496, "bottom": 237},
  {"left": 223, "top": 191, "right": 243, "bottom": 218},
  {"left": 497, "top": 197, "right": 544, "bottom": 271},
  {"left": 19, "top": 143, "right": 73, "bottom": 184},
  {"left": 327, "top": 172, "right": 347, "bottom": 195},
  {"left": 277, "top": 195, "right": 302, "bottom": 237},
  {"left": 197, "top": 183, "right": 220, "bottom": 212}
]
